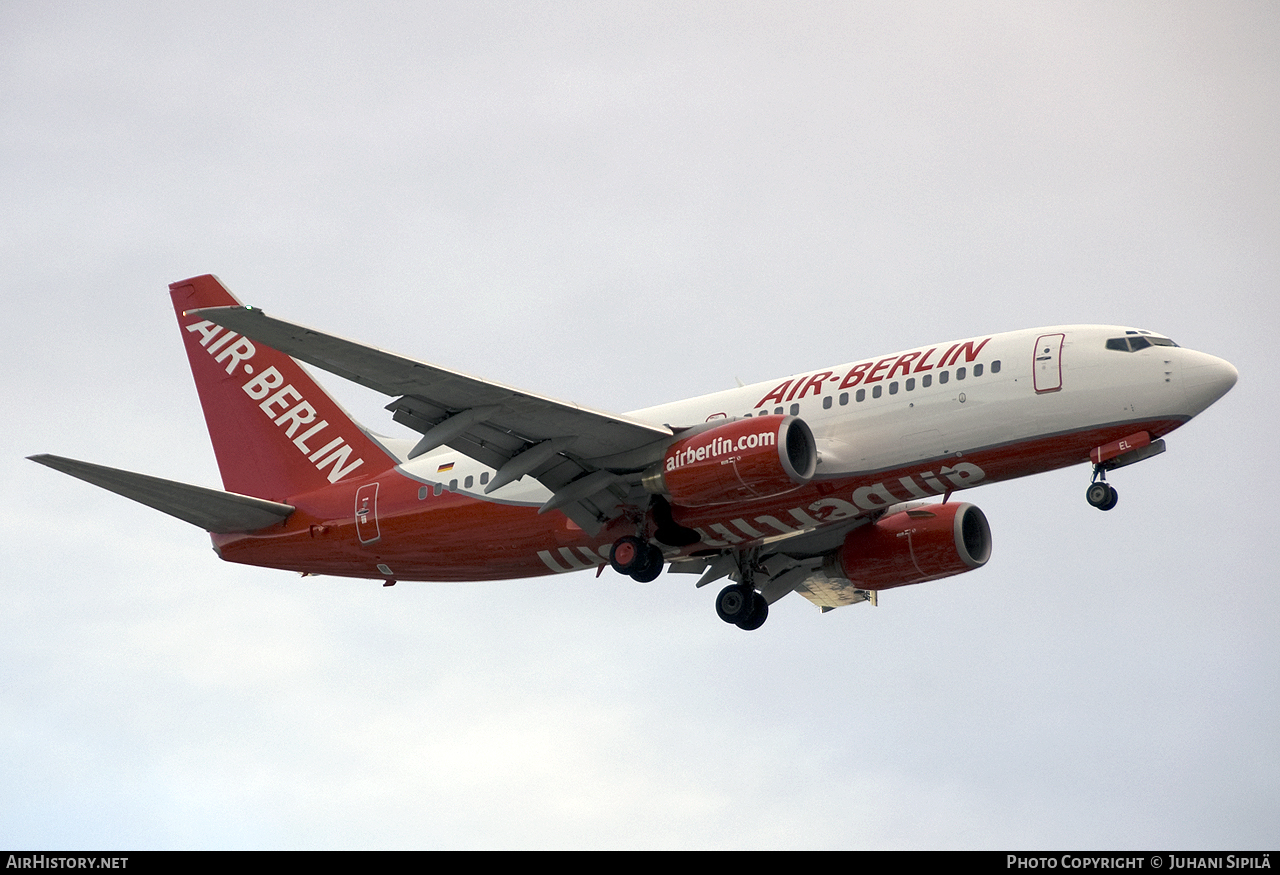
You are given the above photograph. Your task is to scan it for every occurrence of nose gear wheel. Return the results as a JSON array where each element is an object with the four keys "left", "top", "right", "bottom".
[{"left": 1087, "top": 466, "right": 1119, "bottom": 511}]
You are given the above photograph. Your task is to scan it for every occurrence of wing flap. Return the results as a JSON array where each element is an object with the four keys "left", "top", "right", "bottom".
[
  {"left": 791, "top": 575, "right": 876, "bottom": 610},
  {"left": 29, "top": 455, "right": 295, "bottom": 534}
]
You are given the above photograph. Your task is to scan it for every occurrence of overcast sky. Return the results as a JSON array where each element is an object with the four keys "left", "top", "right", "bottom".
[{"left": 3, "top": 1, "right": 1277, "bottom": 850}]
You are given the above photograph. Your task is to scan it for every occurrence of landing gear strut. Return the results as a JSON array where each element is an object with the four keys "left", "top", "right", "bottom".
[
  {"left": 1086, "top": 468, "right": 1119, "bottom": 511},
  {"left": 609, "top": 535, "right": 664, "bottom": 582}
]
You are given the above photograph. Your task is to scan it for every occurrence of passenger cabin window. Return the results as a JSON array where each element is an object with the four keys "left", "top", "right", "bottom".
[
  {"left": 973, "top": 364, "right": 983, "bottom": 377},
  {"left": 856, "top": 389, "right": 866, "bottom": 402},
  {"left": 939, "top": 371, "right": 949, "bottom": 384},
  {"left": 823, "top": 396, "right": 832, "bottom": 409},
  {"left": 922, "top": 374, "right": 932, "bottom": 387},
  {"left": 991, "top": 360, "right": 1001, "bottom": 373}
]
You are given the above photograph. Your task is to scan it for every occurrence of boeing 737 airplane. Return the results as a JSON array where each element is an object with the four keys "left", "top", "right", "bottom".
[{"left": 31, "top": 275, "right": 1238, "bottom": 630}]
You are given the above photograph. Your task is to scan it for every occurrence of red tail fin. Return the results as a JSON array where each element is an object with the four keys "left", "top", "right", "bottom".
[{"left": 170, "top": 275, "right": 393, "bottom": 500}]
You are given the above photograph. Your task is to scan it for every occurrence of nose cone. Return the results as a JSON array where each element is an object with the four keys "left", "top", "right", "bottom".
[{"left": 1182, "top": 349, "right": 1238, "bottom": 415}]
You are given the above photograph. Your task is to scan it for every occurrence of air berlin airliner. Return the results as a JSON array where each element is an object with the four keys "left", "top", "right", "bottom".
[{"left": 31, "top": 275, "right": 1238, "bottom": 630}]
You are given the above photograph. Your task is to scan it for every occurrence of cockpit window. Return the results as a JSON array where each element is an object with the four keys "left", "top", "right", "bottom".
[{"left": 1106, "top": 335, "right": 1179, "bottom": 352}]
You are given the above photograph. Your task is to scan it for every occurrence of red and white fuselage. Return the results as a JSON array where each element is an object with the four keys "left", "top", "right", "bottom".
[{"left": 209, "top": 322, "right": 1235, "bottom": 579}]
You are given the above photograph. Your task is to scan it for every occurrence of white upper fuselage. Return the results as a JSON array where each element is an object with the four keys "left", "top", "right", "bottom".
[
  {"left": 633, "top": 324, "right": 1234, "bottom": 471},
  {"left": 399, "top": 324, "right": 1237, "bottom": 510}
]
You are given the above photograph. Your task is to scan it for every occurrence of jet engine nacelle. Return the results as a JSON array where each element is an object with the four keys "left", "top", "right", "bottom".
[
  {"left": 835, "top": 502, "right": 992, "bottom": 590},
  {"left": 642, "top": 415, "right": 817, "bottom": 508}
]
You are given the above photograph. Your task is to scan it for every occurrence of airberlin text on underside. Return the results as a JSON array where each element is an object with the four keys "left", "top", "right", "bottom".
[{"left": 535, "top": 461, "right": 986, "bottom": 573}]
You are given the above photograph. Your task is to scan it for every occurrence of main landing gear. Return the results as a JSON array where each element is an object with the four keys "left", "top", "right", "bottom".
[
  {"left": 715, "top": 583, "right": 769, "bottom": 631},
  {"left": 713, "top": 553, "right": 769, "bottom": 631},
  {"left": 609, "top": 535, "right": 664, "bottom": 583},
  {"left": 1086, "top": 468, "right": 1119, "bottom": 511}
]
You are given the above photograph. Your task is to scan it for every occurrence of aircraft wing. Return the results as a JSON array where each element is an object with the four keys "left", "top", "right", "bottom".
[
  {"left": 29, "top": 455, "right": 295, "bottom": 534},
  {"left": 191, "top": 306, "right": 675, "bottom": 533}
]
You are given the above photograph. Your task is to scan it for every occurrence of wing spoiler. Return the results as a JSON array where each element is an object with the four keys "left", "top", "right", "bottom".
[{"left": 28, "top": 455, "right": 295, "bottom": 534}]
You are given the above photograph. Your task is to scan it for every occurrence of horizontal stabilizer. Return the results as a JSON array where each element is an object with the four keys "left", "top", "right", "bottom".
[{"left": 28, "top": 455, "right": 295, "bottom": 533}]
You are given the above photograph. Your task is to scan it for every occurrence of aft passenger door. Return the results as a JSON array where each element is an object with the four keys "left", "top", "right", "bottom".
[
  {"left": 1034, "top": 333, "right": 1065, "bottom": 394},
  {"left": 355, "top": 482, "right": 381, "bottom": 544}
]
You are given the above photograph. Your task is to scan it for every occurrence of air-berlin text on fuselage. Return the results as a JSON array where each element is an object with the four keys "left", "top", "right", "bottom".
[
  {"left": 666, "top": 431, "right": 775, "bottom": 472},
  {"left": 755, "top": 337, "right": 992, "bottom": 408},
  {"left": 184, "top": 319, "right": 365, "bottom": 483}
]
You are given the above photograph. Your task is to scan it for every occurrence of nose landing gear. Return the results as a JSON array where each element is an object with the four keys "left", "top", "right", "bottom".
[
  {"left": 1085, "top": 431, "right": 1167, "bottom": 511},
  {"left": 1086, "top": 468, "right": 1119, "bottom": 511}
]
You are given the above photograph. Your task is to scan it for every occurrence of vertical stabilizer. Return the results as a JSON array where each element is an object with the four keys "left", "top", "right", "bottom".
[{"left": 170, "top": 275, "right": 392, "bottom": 500}]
